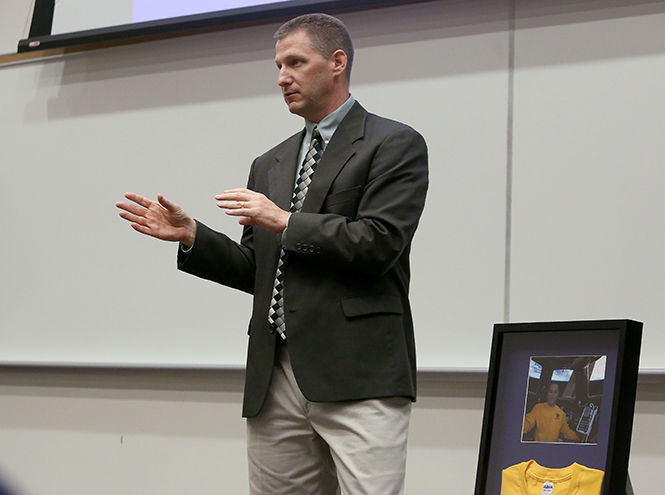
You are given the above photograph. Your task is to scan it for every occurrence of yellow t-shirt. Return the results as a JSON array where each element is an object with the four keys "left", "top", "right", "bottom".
[
  {"left": 523, "top": 403, "right": 579, "bottom": 442},
  {"left": 501, "top": 460, "right": 604, "bottom": 495}
]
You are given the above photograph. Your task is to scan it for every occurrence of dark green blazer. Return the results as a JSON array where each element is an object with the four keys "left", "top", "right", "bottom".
[{"left": 178, "top": 102, "right": 428, "bottom": 417}]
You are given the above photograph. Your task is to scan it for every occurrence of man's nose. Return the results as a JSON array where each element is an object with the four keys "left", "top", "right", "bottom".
[{"left": 277, "top": 68, "right": 290, "bottom": 87}]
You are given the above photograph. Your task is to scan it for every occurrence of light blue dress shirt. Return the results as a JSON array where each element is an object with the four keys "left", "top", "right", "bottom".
[
  {"left": 283, "top": 94, "right": 356, "bottom": 238},
  {"left": 295, "top": 94, "right": 356, "bottom": 177}
]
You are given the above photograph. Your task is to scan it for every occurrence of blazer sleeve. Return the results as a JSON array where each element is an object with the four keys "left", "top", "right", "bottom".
[
  {"left": 176, "top": 162, "right": 257, "bottom": 294},
  {"left": 282, "top": 126, "right": 428, "bottom": 275}
]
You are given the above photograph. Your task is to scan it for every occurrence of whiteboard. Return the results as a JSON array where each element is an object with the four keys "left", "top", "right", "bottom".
[
  {"left": 1, "top": 0, "right": 663, "bottom": 370},
  {"left": 509, "top": 1, "right": 665, "bottom": 370}
]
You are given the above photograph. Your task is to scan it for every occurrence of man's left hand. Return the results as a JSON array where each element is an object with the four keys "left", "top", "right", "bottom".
[{"left": 216, "top": 188, "right": 290, "bottom": 234}]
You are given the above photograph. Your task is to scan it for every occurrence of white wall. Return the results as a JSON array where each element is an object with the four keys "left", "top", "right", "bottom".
[
  {"left": 0, "top": 0, "right": 32, "bottom": 54},
  {"left": 0, "top": 370, "right": 663, "bottom": 494},
  {"left": 1, "top": 0, "right": 665, "bottom": 494}
]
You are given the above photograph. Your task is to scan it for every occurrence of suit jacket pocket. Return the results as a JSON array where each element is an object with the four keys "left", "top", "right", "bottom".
[
  {"left": 341, "top": 295, "right": 404, "bottom": 318},
  {"left": 322, "top": 185, "right": 363, "bottom": 214}
]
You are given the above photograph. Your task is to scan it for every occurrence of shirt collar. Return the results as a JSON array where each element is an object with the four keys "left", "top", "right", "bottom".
[{"left": 303, "top": 94, "right": 356, "bottom": 149}]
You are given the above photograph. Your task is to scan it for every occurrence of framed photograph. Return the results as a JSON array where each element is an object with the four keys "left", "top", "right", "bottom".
[{"left": 474, "top": 320, "right": 642, "bottom": 495}]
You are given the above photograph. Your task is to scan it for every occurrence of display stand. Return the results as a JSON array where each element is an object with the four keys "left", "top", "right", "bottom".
[{"left": 626, "top": 474, "right": 634, "bottom": 495}]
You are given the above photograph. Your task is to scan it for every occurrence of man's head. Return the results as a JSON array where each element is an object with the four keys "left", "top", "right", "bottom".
[
  {"left": 546, "top": 383, "right": 560, "bottom": 406},
  {"left": 274, "top": 14, "right": 354, "bottom": 122},
  {"left": 274, "top": 13, "right": 354, "bottom": 81}
]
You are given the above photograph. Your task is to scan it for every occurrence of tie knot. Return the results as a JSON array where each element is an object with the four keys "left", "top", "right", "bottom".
[{"left": 311, "top": 127, "right": 322, "bottom": 149}]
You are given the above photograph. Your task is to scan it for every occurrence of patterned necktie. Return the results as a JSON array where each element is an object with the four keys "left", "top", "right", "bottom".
[{"left": 268, "top": 127, "right": 324, "bottom": 340}]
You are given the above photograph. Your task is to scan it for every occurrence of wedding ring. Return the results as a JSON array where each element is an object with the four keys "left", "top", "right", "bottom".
[{"left": 239, "top": 201, "right": 245, "bottom": 208}]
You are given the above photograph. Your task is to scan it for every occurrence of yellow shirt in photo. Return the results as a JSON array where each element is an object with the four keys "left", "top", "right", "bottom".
[{"left": 523, "top": 403, "right": 579, "bottom": 442}]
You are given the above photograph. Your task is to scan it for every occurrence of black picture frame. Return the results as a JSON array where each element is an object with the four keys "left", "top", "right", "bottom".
[{"left": 474, "top": 320, "right": 642, "bottom": 495}]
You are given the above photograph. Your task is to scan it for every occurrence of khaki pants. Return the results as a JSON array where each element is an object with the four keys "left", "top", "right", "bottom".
[{"left": 247, "top": 343, "right": 411, "bottom": 495}]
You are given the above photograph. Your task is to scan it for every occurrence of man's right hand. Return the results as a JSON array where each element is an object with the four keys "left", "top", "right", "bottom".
[{"left": 116, "top": 192, "right": 196, "bottom": 247}]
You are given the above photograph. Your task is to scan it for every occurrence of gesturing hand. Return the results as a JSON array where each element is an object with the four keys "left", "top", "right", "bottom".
[
  {"left": 116, "top": 192, "right": 197, "bottom": 247},
  {"left": 216, "top": 188, "right": 290, "bottom": 234}
]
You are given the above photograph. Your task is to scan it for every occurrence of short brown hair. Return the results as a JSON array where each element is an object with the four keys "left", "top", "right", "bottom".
[{"left": 274, "top": 13, "right": 354, "bottom": 81}]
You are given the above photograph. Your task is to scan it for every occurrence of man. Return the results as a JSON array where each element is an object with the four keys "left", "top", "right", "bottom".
[
  {"left": 116, "top": 13, "right": 428, "bottom": 494},
  {"left": 522, "top": 382, "right": 580, "bottom": 443}
]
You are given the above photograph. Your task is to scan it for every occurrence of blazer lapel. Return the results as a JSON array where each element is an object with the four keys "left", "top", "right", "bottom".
[
  {"left": 302, "top": 103, "right": 367, "bottom": 213},
  {"left": 268, "top": 129, "right": 305, "bottom": 210}
]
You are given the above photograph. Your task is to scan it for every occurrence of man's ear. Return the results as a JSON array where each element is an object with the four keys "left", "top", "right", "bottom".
[{"left": 330, "top": 49, "right": 347, "bottom": 78}]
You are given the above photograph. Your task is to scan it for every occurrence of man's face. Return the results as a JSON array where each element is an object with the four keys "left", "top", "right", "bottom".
[
  {"left": 546, "top": 383, "right": 559, "bottom": 406},
  {"left": 275, "top": 30, "right": 337, "bottom": 122}
]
